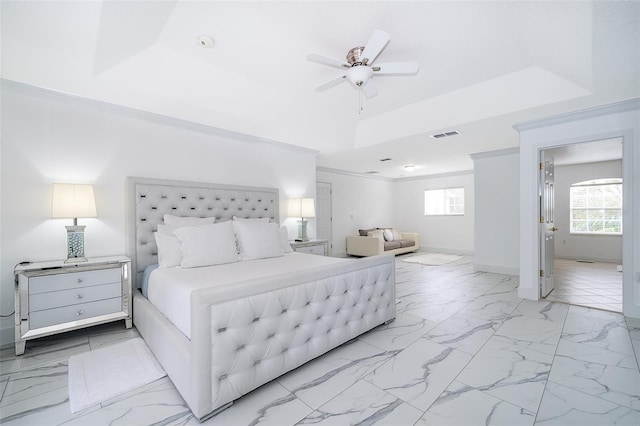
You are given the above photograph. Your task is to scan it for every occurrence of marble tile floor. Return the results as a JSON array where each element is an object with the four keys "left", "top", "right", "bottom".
[
  {"left": 545, "top": 258, "right": 623, "bottom": 313},
  {"left": 1, "top": 254, "right": 639, "bottom": 425}
]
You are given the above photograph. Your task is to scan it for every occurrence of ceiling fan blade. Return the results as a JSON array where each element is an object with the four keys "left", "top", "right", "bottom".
[
  {"left": 307, "top": 53, "right": 348, "bottom": 69},
  {"left": 315, "top": 75, "right": 347, "bottom": 91},
  {"left": 361, "top": 29, "right": 390, "bottom": 65},
  {"left": 374, "top": 62, "right": 420, "bottom": 74},
  {"left": 361, "top": 80, "right": 378, "bottom": 99}
]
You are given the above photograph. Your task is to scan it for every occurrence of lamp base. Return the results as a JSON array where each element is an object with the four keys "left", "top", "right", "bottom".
[
  {"left": 297, "top": 219, "right": 309, "bottom": 241},
  {"left": 65, "top": 225, "right": 88, "bottom": 263}
]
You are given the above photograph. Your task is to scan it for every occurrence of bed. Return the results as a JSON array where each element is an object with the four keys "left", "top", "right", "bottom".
[{"left": 127, "top": 177, "right": 396, "bottom": 421}]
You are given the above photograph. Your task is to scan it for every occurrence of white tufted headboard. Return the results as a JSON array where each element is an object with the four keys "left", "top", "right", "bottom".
[{"left": 127, "top": 177, "right": 279, "bottom": 288}]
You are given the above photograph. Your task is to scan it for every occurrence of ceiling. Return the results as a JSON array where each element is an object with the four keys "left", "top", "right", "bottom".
[{"left": 2, "top": 1, "right": 639, "bottom": 178}]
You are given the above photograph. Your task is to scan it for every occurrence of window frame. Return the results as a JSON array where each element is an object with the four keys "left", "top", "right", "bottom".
[
  {"left": 424, "top": 187, "right": 465, "bottom": 216},
  {"left": 569, "top": 178, "right": 622, "bottom": 236}
]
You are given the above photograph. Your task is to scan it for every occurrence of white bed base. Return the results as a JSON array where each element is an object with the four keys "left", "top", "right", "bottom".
[{"left": 127, "top": 177, "right": 396, "bottom": 420}]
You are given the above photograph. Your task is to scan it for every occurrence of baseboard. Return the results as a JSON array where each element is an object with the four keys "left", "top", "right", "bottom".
[
  {"left": 555, "top": 256, "right": 622, "bottom": 264},
  {"left": 474, "top": 263, "right": 519, "bottom": 276}
]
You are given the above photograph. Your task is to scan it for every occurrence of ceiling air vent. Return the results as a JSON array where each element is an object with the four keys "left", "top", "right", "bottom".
[
  {"left": 431, "top": 130, "right": 460, "bottom": 139},
  {"left": 365, "top": 171, "right": 380, "bottom": 174}
]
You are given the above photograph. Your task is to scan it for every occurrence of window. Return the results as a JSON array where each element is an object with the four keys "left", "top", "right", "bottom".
[
  {"left": 570, "top": 178, "right": 622, "bottom": 234},
  {"left": 424, "top": 187, "right": 464, "bottom": 215}
]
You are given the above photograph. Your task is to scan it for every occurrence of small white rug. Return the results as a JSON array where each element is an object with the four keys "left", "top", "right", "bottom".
[
  {"left": 402, "top": 253, "right": 462, "bottom": 266},
  {"left": 68, "top": 338, "right": 165, "bottom": 413}
]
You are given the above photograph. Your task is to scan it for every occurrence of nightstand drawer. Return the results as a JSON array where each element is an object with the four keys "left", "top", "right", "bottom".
[
  {"left": 295, "top": 244, "right": 325, "bottom": 255},
  {"left": 29, "top": 281, "right": 122, "bottom": 312},
  {"left": 29, "top": 268, "right": 121, "bottom": 294},
  {"left": 29, "top": 297, "right": 123, "bottom": 329}
]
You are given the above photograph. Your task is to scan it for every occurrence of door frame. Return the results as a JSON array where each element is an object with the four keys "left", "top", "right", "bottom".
[
  {"left": 514, "top": 98, "right": 639, "bottom": 320},
  {"left": 316, "top": 181, "right": 332, "bottom": 255},
  {"left": 519, "top": 126, "right": 636, "bottom": 317}
]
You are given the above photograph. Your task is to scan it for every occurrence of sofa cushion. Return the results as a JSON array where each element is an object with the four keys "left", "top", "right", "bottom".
[
  {"left": 384, "top": 241, "right": 402, "bottom": 250},
  {"left": 397, "top": 239, "right": 416, "bottom": 248},
  {"left": 359, "top": 228, "right": 377, "bottom": 236}
]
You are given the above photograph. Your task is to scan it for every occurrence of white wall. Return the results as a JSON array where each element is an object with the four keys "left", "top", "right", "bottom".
[
  {"left": 472, "top": 148, "right": 520, "bottom": 275},
  {"left": 517, "top": 99, "right": 639, "bottom": 319},
  {"left": 316, "top": 169, "right": 394, "bottom": 256},
  {"left": 393, "top": 171, "right": 475, "bottom": 254},
  {"left": 0, "top": 81, "right": 318, "bottom": 347},
  {"left": 554, "top": 160, "right": 622, "bottom": 263}
]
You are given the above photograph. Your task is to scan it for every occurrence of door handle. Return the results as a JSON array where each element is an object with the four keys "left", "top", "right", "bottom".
[{"left": 551, "top": 227, "right": 558, "bottom": 232}]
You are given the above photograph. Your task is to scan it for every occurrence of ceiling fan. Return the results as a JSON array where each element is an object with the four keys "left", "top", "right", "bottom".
[{"left": 307, "top": 29, "right": 419, "bottom": 99}]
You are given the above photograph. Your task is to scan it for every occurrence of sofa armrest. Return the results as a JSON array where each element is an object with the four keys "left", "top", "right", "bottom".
[{"left": 346, "top": 235, "right": 384, "bottom": 257}]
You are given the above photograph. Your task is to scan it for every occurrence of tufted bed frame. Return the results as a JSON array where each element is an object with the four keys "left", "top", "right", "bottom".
[{"left": 127, "top": 177, "right": 396, "bottom": 421}]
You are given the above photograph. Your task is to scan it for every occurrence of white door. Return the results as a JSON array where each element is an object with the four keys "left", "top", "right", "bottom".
[
  {"left": 540, "top": 152, "right": 557, "bottom": 297},
  {"left": 316, "top": 182, "right": 332, "bottom": 255}
]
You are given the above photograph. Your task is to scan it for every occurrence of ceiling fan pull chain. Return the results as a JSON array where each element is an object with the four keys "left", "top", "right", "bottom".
[{"left": 359, "top": 88, "right": 363, "bottom": 114}]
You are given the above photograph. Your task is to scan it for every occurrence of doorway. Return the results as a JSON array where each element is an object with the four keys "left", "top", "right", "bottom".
[{"left": 540, "top": 138, "right": 623, "bottom": 312}]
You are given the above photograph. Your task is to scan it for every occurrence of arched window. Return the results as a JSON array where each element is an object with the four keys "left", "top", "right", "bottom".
[{"left": 570, "top": 178, "right": 622, "bottom": 234}]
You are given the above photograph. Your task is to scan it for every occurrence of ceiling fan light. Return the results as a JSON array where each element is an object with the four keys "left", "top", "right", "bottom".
[{"left": 347, "top": 66, "right": 373, "bottom": 87}]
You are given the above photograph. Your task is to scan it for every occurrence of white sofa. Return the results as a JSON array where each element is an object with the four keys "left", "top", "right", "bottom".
[{"left": 347, "top": 231, "right": 419, "bottom": 257}]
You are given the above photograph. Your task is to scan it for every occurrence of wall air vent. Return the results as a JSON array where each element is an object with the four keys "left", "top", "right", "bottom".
[
  {"left": 365, "top": 171, "right": 379, "bottom": 174},
  {"left": 431, "top": 130, "right": 460, "bottom": 139}
]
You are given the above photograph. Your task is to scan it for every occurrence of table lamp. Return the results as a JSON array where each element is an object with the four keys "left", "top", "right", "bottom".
[{"left": 51, "top": 183, "right": 97, "bottom": 263}]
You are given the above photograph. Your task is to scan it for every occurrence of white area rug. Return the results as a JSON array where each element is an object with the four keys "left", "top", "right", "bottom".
[
  {"left": 68, "top": 338, "right": 165, "bottom": 413},
  {"left": 402, "top": 253, "right": 462, "bottom": 266}
]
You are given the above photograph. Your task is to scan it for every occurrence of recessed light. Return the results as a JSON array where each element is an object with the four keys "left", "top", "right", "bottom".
[
  {"left": 404, "top": 165, "right": 415, "bottom": 172},
  {"left": 197, "top": 35, "right": 215, "bottom": 48}
]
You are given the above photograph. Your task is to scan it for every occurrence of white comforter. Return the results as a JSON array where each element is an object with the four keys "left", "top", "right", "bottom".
[{"left": 148, "top": 252, "right": 347, "bottom": 338}]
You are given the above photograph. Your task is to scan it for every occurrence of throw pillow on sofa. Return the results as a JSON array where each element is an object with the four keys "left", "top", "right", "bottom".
[
  {"left": 367, "top": 230, "right": 384, "bottom": 241},
  {"left": 383, "top": 229, "right": 394, "bottom": 241}
]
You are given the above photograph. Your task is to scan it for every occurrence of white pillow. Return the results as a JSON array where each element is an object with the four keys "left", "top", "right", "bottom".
[
  {"left": 383, "top": 229, "right": 394, "bottom": 241},
  {"left": 154, "top": 224, "right": 186, "bottom": 268},
  {"left": 280, "top": 226, "right": 293, "bottom": 253},
  {"left": 233, "top": 221, "right": 284, "bottom": 261},
  {"left": 232, "top": 216, "right": 270, "bottom": 222},
  {"left": 173, "top": 222, "right": 238, "bottom": 268},
  {"left": 163, "top": 214, "right": 215, "bottom": 226},
  {"left": 154, "top": 231, "right": 182, "bottom": 268},
  {"left": 367, "top": 230, "right": 384, "bottom": 241},
  {"left": 392, "top": 229, "right": 404, "bottom": 241}
]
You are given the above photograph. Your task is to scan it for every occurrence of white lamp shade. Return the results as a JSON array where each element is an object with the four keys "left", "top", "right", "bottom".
[
  {"left": 51, "top": 183, "right": 97, "bottom": 219},
  {"left": 288, "top": 197, "right": 315, "bottom": 218},
  {"left": 347, "top": 65, "right": 373, "bottom": 86}
]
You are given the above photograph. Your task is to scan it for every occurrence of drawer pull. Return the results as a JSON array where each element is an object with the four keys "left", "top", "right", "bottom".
[
  {"left": 76, "top": 310, "right": 84, "bottom": 316},
  {"left": 77, "top": 278, "right": 83, "bottom": 284},
  {"left": 77, "top": 293, "right": 84, "bottom": 300}
]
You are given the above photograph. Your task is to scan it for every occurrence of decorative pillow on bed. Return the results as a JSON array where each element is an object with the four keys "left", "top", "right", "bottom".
[
  {"left": 280, "top": 226, "right": 293, "bottom": 253},
  {"left": 232, "top": 216, "right": 270, "bottom": 222},
  {"left": 154, "top": 230, "right": 182, "bottom": 268},
  {"left": 173, "top": 221, "right": 238, "bottom": 268},
  {"left": 233, "top": 221, "right": 284, "bottom": 260},
  {"left": 163, "top": 214, "right": 215, "bottom": 226}
]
